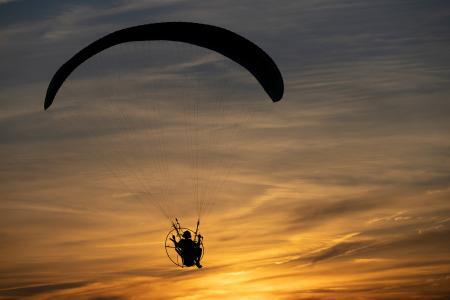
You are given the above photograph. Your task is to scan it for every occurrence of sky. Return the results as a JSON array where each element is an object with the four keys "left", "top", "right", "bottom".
[{"left": 1, "top": 0, "right": 450, "bottom": 299}]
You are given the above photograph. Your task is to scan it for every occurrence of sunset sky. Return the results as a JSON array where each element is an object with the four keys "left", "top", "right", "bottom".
[{"left": 1, "top": 1, "right": 450, "bottom": 299}]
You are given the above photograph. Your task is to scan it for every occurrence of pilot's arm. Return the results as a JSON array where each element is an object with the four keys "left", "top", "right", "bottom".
[{"left": 170, "top": 235, "right": 178, "bottom": 246}]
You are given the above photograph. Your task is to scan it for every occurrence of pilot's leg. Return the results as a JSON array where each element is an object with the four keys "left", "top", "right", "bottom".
[{"left": 195, "top": 248, "right": 202, "bottom": 268}]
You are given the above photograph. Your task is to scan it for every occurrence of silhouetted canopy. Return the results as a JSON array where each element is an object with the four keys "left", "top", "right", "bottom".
[{"left": 44, "top": 22, "right": 284, "bottom": 109}]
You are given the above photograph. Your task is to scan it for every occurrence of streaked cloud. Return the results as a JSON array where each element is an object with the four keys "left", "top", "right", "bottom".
[{"left": 1, "top": 0, "right": 450, "bottom": 299}]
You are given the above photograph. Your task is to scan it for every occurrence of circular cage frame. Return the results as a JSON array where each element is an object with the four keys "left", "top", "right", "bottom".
[{"left": 164, "top": 227, "right": 204, "bottom": 268}]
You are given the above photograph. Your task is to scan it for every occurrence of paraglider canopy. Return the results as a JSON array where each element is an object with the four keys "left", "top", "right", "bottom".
[{"left": 44, "top": 22, "right": 284, "bottom": 110}]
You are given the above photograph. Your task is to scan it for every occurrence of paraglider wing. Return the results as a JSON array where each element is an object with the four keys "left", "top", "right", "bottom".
[{"left": 44, "top": 22, "right": 284, "bottom": 110}]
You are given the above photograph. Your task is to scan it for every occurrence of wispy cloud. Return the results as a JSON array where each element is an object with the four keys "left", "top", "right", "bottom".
[{"left": 1, "top": 0, "right": 450, "bottom": 299}]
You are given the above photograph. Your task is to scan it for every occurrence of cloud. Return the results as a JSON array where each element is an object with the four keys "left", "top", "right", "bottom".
[
  {"left": 90, "top": 296, "right": 127, "bottom": 300},
  {"left": 287, "top": 196, "right": 381, "bottom": 229},
  {"left": 285, "top": 226, "right": 450, "bottom": 267},
  {"left": 0, "top": 0, "right": 18, "bottom": 5},
  {"left": 306, "top": 240, "right": 371, "bottom": 263},
  {"left": 1, "top": 0, "right": 450, "bottom": 299},
  {"left": 0, "top": 281, "right": 91, "bottom": 297}
]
